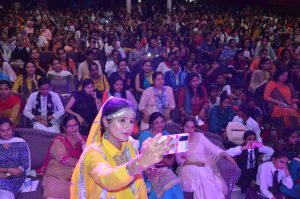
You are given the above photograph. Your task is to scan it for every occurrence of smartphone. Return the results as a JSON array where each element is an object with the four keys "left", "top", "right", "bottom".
[
  {"left": 147, "top": 53, "right": 152, "bottom": 57},
  {"left": 158, "top": 133, "right": 189, "bottom": 155},
  {"left": 251, "top": 141, "right": 263, "bottom": 149}
]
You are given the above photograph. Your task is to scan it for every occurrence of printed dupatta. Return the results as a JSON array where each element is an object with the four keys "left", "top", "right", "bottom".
[
  {"left": 32, "top": 92, "right": 54, "bottom": 126},
  {"left": 153, "top": 86, "right": 169, "bottom": 114}
]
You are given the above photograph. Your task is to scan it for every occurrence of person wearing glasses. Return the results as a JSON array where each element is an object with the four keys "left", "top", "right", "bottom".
[{"left": 41, "top": 115, "right": 86, "bottom": 199}]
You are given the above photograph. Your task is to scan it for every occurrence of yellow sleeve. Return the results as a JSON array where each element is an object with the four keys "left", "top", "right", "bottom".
[
  {"left": 103, "top": 75, "right": 110, "bottom": 91},
  {"left": 12, "top": 75, "right": 22, "bottom": 93},
  {"left": 10, "top": 102, "right": 20, "bottom": 125},
  {"left": 84, "top": 148, "right": 133, "bottom": 191}
]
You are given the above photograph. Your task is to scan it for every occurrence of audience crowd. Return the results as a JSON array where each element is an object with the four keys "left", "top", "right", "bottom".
[{"left": 0, "top": 1, "right": 300, "bottom": 199}]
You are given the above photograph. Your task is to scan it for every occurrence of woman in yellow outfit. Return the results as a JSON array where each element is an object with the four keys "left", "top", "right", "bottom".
[
  {"left": 71, "top": 97, "right": 173, "bottom": 199},
  {"left": 12, "top": 61, "right": 40, "bottom": 99}
]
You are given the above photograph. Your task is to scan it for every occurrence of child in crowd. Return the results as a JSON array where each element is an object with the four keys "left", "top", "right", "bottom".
[
  {"left": 227, "top": 131, "right": 274, "bottom": 194},
  {"left": 246, "top": 150, "right": 293, "bottom": 199}
]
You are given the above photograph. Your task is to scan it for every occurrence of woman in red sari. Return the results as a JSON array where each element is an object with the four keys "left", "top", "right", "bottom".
[
  {"left": 40, "top": 115, "right": 86, "bottom": 199},
  {"left": 264, "top": 69, "right": 300, "bottom": 131}
]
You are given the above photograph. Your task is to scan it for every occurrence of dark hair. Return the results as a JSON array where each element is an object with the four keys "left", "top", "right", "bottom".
[
  {"left": 51, "top": 57, "right": 61, "bottom": 65},
  {"left": 243, "top": 130, "right": 256, "bottom": 140},
  {"left": 259, "top": 48, "right": 268, "bottom": 55},
  {"left": 239, "top": 103, "right": 254, "bottom": 117},
  {"left": 281, "top": 48, "right": 291, "bottom": 58},
  {"left": 81, "top": 78, "right": 94, "bottom": 89},
  {"left": 0, "top": 118, "right": 13, "bottom": 126},
  {"left": 108, "top": 75, "right": 126, "bottom": 98},
  {"left": 272, "top": 150, "right": 289, "bottom": 159},
  {"left": 0, "top": 80, "right": 12, "bottom": 88},
  {"left": 152, "top": 71, "right": 164, "bottom": 83},
  {"left": 261, "top": 36, "right": 269, "bottom": 42},
  {"left": 181, "top": 116, "right": 196, "bottom": 127},
  {"left": 284, "top": 128, "right": 299, "bottom": 139},
  {"left": 273, "top": 68, "right": 289, "bottom": 84},
  {"left": 139, "top": 60, "right": 152, "bottom": 89},
  {"left": 186, "top": 72, "right": 205, "bottom": 98},
  {"left": 56, "top": 47, "right": 66, "bottom": 56},
  {"left": 220, "top": 91, "right": 230, "bottom": 104},
  {"left": 257, "top": 58, "right": 271, "bottom": 70},
  {"left": 88, "top": 61, "right": 98, "bottom": 72},
  {"left": 22, "top": 61, "right": 37, "bottom": 79},
  {"left": 62, "top": 114, "right": 79, "bottom": 132},
  {"left": 101, "top": 97, "right": 134, "bottom": 133},
  {"left": 38, "top": 77, "right": 50, "bottom": 87},
  {"left": 117, "top": 58, "right": 127, "bottom": 67},
  {"left": 149, "top": 112, "right": 165, "bottom": 126}
]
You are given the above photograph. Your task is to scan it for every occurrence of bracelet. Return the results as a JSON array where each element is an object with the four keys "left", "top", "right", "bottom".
[
  {"left": 136, "top": 156, "right": 146, "bottom": 171},
  {"left": 126, "top": 161, "right": 135, "bottom": 177}
]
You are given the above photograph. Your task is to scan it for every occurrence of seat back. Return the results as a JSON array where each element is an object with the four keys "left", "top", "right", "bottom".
[{"left": 14, "top": 128, "right": 59, "bottom": 170}]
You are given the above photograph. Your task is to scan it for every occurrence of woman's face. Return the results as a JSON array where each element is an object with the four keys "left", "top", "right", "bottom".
[
  {"left": 190, "top": 76, "right": 200, "bottom": 89},
  {"left": 114, "top": 80, "right": 124, "bottom": 92},
  {"left": 64, "top": 119, "right": 79, "bottom": 137},
  {"left": 143, "top": 62, "right": 152, "bottom": 73},
  {"left": 52, "top": 59, "right": 62, "bottom": 72},
  {"left": 278, "top": 72, "right": 288, "bottom": 83},
  {"left": 154, "top": 74, "right": 164, "bottom": 88},
  {"left": 118, "top": 61, "right": 127, "bottom": 72},
  {"left": 135, "top": 41, "right": 142, "bottom": 49},
  {"left": 221, "top": 98, "right": 231, "bottom": 109},
  {"left": 244, "top": 39, "right": 250, "bottom": 48},
  {"left": 287, "top": 132, "right": 299, "bottom": 145},
  {"left": 30, "top": 50, "right": 39, "bottom": 59},
  {"left": 89, "top": 64, "right": 99, "bottom": 77},
  {"left": 26, "top": 63, "right": 36, "bottom": 75},
  {"left": 0, "top": 122, "right": 13, "bottom": 140},
  {"left": 262, "top": 61, "right": 272, "bottom": 71},
  {"left": 261, "top": 51, "right": 268, "bottom": 58},
  {"left": 58, "top": 49, "right": 67, "bottom": 60},
  {"left": 84, "top": 83, "right": 94, "bottom": 95},
  {"left": 183, "top": 121, "right": 195, "bottom": 135},
  {"left": 151, "top": 116, "right": 165, "bottom": 133},
  {"left": 105, "top": 109, "right": 136, "bottom": 144}
]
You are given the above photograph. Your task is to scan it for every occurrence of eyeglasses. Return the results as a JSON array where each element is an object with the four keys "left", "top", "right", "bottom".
[{"left": 66, "top": 124, "right": 79, "bottom": 129}]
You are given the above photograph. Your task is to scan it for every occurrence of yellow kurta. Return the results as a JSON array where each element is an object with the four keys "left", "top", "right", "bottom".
[
  {"left": 81, "top": 75, "right": 109, "bottom": 92},
  {"left": 70, "top": 138, "right": 147, "bottom": 199}
]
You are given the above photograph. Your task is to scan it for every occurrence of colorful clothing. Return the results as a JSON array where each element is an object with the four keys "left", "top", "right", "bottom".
[
  {"left": 139, "top": 86, "right": 175, "bottom": 130},
  {"left": 164, "top": 70, "right": 186, "bottom": 90},
  {"left": 264, "top": 81, "right": 300, "bottom": 128},
  {"left": 71, "top": 109, "right": 147, "bottom": 199},
  {"left": 0, "top": 95, "right": 21, "bottom": 126},
  {"left": 139, "top": 130, "right": 184, "bottom": 199},
  {"left": 280, "top": 158, "right": 300, "bottom": 198},
  {"left": 82, "top": 75, "right": 109, "bottom": 93},
  {"left": 0, "top": 137, "right": 30, "bottom": 196},
  {"left": 208, "top": 106, "right": 235, "bottom": 134},
  {"left": 42, "top": 135, "right": 84, "bottom": 198},
  {"left": 176, "top": 133, "right": 226, "bottom": 199},
  {"left": 12, "top": 74, "right": 40, "bottom": 99},
  {"left": 47, "top": 70, "right": 75, "bottom": 98}
]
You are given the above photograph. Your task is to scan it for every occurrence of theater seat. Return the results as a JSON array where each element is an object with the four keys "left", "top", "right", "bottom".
[{"left": 14, "top": 128, "right": 59, "bottom": 199}]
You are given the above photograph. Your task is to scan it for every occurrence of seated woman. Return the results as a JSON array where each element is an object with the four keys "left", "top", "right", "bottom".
[
  {"left": 82, "top": 62, "right": 109, "bottom": 93},
  {"left": 0, "top": 118, "right": 30, "bottom": 199},
  {"left": 176, "top": 117, "right": 237, "bottom": 199},
  {"left": 273, "top": 129, "right": 300, "bottom": 161},
  {"left": 71, "top": 97, "right": 174, "bottom": 199},
  {"left": 28, "top": 48, "right": 48, "bottom": 77},
  {"left": 0, "top": 54, "right": 17, "bottom": 82},
  {"left": 280, "top": 158, "right": 300, "bottom": 199},
  {"left": 110, "top": 59, "right": 133, "bottom": 91},
  {"left": 102, "top": 75, "right": 138, "bottom": 110},
  {"left": 139, "top": 112, "right": 184, "bottom": 199},
  {"left": 139, "top": 72, "right": 175, "bottom": 130},
  {"left": 0, "top": 80, "right": 21, "bottom": 127},
  {"left": 246, "top": 150, "right": 293, "bottom": 199},
  {"left": 12, "top": 61, "right": 40, "bottom": 99},
  {"left": 208, "top": 91, "right": 235, "bottom": 135},
  {"left": 41, "top": 115, "right": 86, "bottom": 199},
  {"left": 46, "top": 58, "right": 75, "bottom": 100},
  {"left": 56, "top": 48, "right": 77, "bottom": 76},
  {"left": 178, "top": 72, "right": 208, "bottom": 128},
  {"left": 135, "top": 60, "right": 154, "bottom": 99},
  {"left": 65, "top": 79, "right": 102, "bottom": 136},
  {"left": 263, "top": 68, "right": 300, "bottom": 132}
]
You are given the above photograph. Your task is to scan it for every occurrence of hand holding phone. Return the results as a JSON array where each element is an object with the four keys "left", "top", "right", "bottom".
[
  {"left": 158, "top": 133, "right": 189, "bottom": 155},
  {"left": 250, "top": 141, "right": 263, "bottom": 149}
]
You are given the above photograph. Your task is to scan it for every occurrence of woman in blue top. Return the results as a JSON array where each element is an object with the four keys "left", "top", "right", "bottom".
[
  {"left": 208, "top": 91, "right": 235, "bottom": 135},
  {"left": 0, "top": 118, "right": 30, "bottom": 199},
  {"left": 139, "top": 112, "right": 184, "bottom": 199}
]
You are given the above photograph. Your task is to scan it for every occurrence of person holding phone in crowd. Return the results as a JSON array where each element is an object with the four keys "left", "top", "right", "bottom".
[
  {"left": 71, "top": 98, "right": 174, "bottom": 199},
  {"left": 227, "top": 131, "right": 274, "bottom": 194}
]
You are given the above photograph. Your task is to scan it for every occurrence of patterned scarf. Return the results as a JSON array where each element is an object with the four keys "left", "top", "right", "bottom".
[
  {"left": 22, "top": 76, "right": 37, "bottom": 99},
  {"left": 153, "top": 86, "right": 168, "bottom": 114},
  {"left": 32, "top": 92, "right": 55, "bottom": 127}
]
